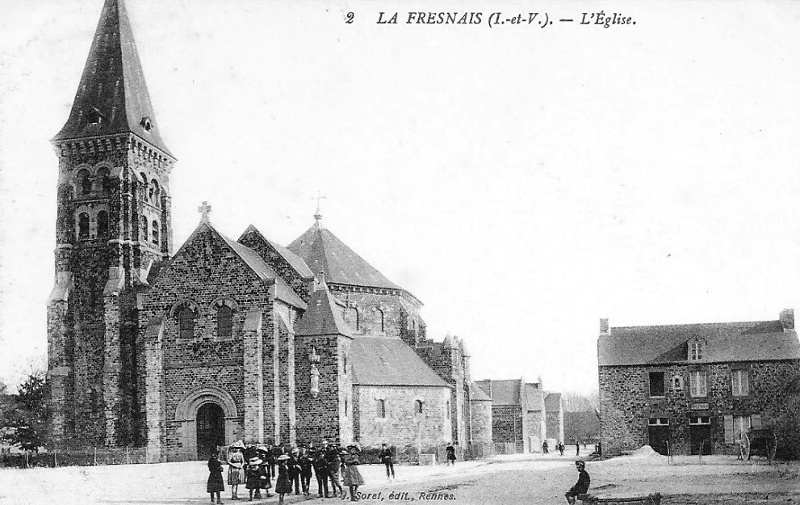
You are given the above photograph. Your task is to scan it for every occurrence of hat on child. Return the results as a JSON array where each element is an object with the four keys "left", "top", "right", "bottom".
[
  {"left": 230, "top": 440, "right": 246, "bottom": 450},
  {"left": 277, "top": 454, "right": 290, "bottom": 461},
  {"left": 248, "top": 457, "right": 262, "bottom": 465}
]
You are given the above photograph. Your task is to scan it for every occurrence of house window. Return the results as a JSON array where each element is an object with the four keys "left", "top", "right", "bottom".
[
  {"left": 689, "top": 340, "right": 703, "bottom": 361},
  {"left": 689, "top": 416, "right": 711, "bottom": 425},
  {"left": 178, "top": 306, "right": 195, "bottom": 339},
  {"left": 649, "top": 371, "right": 665, "bottom": 397},
  {"left": 377, "top": 399, "right": 386, "bottom": 418},
  {"left": 648, "top": 417, "right": 669, "bottom": 426},
  {"left": 151, "top": 220, "right": 159, "bottom": 246},
  {"left": 672, "top": 375, "right": 683, "bottom": 392},
  {"left": 97, "top": 211, "right": 108, "bottom": 238},
  {"left": 689, "top": 370, "right": 707, "bottom": 397},
  {"left": 415, "top": 400, "right": 423, "bottom": 414},
  {"left": 732, "top": 369, "right": 749, "bottom": 396},
  {"left": 216, "top": 305, "right": 233, "bottom": 339},
  {"left": 78, "top": 213, "right": 90, "bottom": 239}
]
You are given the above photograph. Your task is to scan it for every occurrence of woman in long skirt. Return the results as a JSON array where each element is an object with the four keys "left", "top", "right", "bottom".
[
  {"left": 342, "top": 446, "right": 365, "bottom": 502},
  {"left": 227, "top": 441, "right": 245, "bottom": 500},
  {"left": 207, "top": 448, "right": 225, "bottom": 504}
]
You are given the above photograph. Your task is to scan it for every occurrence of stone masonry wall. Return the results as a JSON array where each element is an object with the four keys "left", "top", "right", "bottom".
[
  {"left": 294, "top": 334, "right": 352, "bottom": 445},
  {"left": 599, "top": 359, "right": 800, "bottom": 457},
  {"left": 492, "top": 405, "right": 523, "bottom": 451},
  {"left": 329, "top": 285, "right": 421, "bottom": 340},
  {"left": 49, "top": 135, "right": 174, "bottom": 448},
  {"left": 354, "top": 385, "right": 451, "bottom": 447},
  {"left": 139, "top": 225, "right": 275, "bottom": 457},
  {"left": 469, "top": 400, "right": 492, "bottom": 445}
]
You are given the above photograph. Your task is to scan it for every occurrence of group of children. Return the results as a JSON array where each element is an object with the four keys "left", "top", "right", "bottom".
[{"left": 207, "top": 440, "right": 369, "bottom": 504}]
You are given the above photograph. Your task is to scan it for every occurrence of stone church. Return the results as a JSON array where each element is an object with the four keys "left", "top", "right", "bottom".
[{"left": 46, "top": 0, "right": 495, "bottom": 461}]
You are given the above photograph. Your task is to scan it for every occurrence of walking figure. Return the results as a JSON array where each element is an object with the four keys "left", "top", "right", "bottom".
[{"left": 445, "top": 443, "right": 456, "bottom": 466}]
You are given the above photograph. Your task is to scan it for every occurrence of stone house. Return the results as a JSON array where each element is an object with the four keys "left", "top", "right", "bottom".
[
  {"left": 597, "top": 311, "right": 800, "bottom": 457},
  {"left": 474, "top": 378, "right": 564, "bottom": 453},
  {"left": 45, "top": 0, "right": 491, "bottom": 461}
]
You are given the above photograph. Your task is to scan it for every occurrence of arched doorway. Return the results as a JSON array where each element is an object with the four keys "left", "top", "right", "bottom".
[{"left": 196, "top": 403, "right": 225, "bottom": 460}]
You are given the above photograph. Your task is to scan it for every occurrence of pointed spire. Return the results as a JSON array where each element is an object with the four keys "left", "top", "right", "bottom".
[
  {"left": 313, "top": 193, "right": 327, "bottom": 228},
  {"left": 53, "top": 0, "right": 173, "bottom": 156}
]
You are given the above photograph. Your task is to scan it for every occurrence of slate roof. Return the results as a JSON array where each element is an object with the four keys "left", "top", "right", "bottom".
[
  {"left": 239, "top": 225, "right": 315, "bottom": 279},
  {"left": 53, "top": 0, "right": 172, "bottom": 156},
  {"left": 598, "top": 320, "right": 800, "bottom": 366},
  {"left": 287, "top": 223, "right": 401, "bottom": 290},
  {"left": 350, "top": 337, "right": 450, "bottom": 387},
  {"left": 544, "top": 393, "right": 562, "bottom": 413},
  {"left": 469, "top": 382, "right": 492, "bottom": 401},
  {"left": 475, "top": 379, "right": 521, "bottom": 406},
  {"left": 294, "top": 282, "right": 352, "bottom": 337}
]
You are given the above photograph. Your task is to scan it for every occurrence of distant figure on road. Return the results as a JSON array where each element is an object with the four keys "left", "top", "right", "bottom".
[
  {"left": 558, "top": 442, "right": 564, "bottom": 456},
  {"left": 543, "top": 440, "right": 549, "bottom": 454},
  {"left": 575, "top": 441, "right": 580, "bottom": 456},
  {"left": 445, "top": 443, "right": 456, "bottom": 465},
  {"left": 564, "top": 460, "right": 590, "bottom": 504},
  {"left": 380, "top": 443, "right": 395, "bottom": 480}
]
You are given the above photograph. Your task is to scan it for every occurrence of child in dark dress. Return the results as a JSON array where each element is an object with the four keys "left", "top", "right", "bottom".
[
  {"left": 275, "top": 455, "right": 293, "bottom": 505},
  {"left": 207, "top": 448, "right": 225, "bottom": 504},
  {"left": 256, "top": 446, "right": 272, "bottom": 498},
  {"left": 245, "top": 456, "right": 267, "bottom": 501}
]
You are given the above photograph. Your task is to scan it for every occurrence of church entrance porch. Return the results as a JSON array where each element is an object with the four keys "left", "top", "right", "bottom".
[
  {"left": 174, "top": 386, "right": 240, "bottom": 461},
  {"left": 196, "top": 403, "right": 225, "bottom": 460}
]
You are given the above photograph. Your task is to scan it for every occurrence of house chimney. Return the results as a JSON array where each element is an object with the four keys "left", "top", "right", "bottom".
[
  {"left": 599, "top": 318, "right": 610, "bottom": 335},
  {"left": 779, "top": 308, "right": 794, "bottom": 331}
]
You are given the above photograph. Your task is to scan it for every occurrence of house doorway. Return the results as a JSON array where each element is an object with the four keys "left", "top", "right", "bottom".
[
  {"left": 689, "top": 416, "right": 712, "bottom": 455},
  {"left": 196, "top": 403, "right": 225, "bottom": 460},
  {"left": 647, "top": 417, "right": 670, "bottom": 456}
]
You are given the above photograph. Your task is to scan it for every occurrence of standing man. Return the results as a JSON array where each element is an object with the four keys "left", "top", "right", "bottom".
[
  {"left": 380, "top": 443, "right": 395, "bottom": 481},
  {"left": 445, "top": 443, "right": 456, "bottom": 466},
  {"left": 564, "top": 460, "right": 590, "bottom": 504}
]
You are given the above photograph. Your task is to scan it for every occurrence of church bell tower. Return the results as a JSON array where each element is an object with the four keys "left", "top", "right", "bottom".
[{"left": 47, "top": 0, "right": 175, "bottom": 447}]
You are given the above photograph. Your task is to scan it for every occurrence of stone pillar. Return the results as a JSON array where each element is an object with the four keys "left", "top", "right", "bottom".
[
  {"left": 47, "top": 287, "right": 72, "bottom": 445},
  {"left": 144, "top": 319, "right": 164, "bottom": 463},
  {"left": 102, "top": 293, "right": 122, "bottom": 446},
  {"left": 243, "top": 311, "right": 264, "bottom": 444}
]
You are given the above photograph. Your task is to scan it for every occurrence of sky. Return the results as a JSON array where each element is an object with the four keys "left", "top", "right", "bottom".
[{"left": 1, "top": 1, "right": 799, "bottom": 394}]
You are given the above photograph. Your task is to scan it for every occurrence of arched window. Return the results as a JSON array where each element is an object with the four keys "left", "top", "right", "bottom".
[
  {"left": 178, "top": 306, "right": 195, "bottom": 339},
  {"left": 347, "top": 307, "right": 360, "bottom": 331},
  {"left": 446, "top": 400, "right": 451, "bottom": 419},
  {"left": 78, "top": 213, "right": 90, "bottom": 239},
  {"left": 151, "top": 220, "right": 159, "bottom": 246},
  {"left": 415, "top": 400, "right": 423, "bottom": 414},
  {"left": 78, "top": 170, "right": 92, "bottom": 195},
  {"left": 217, "top": 305, "right": 233, "bottom": 339},
  {"left": 151, "top": 179, "right": 160, "bottom": 206},
  {"left": 343, "top": 353, "right": 348, "bottom": 375},
  {"left": 376, "top": 308, "right": 385, "bottom": 333},
  {"left": 96, "top": 167, "right": 111, "bottom": 192},
  {"left": 139, "top": 216, "right": 148, "bottom": 242},
  {"left": 97, "top": 211, "right": 108, "bottom": 237},
  {"left": 376, "top": 399, "right": 386, "bottom": 418}
]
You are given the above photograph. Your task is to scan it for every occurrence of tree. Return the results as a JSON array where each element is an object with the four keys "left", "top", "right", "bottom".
[{"left": 1, "top": 369, "right": 48, "bottom": 452}]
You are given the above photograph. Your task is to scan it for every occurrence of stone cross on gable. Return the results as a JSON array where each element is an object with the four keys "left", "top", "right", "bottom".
[{"left": 198, "top": 201, "right": 212, "bottom": 223}]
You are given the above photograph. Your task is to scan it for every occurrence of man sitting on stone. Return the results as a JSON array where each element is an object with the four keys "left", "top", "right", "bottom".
[{"left": 565, "top": 460, "right": 590, "bottom": 504}]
